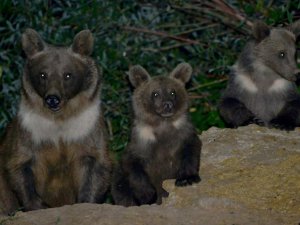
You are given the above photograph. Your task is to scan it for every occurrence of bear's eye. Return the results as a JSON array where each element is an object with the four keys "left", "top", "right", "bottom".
[
  {"left": 64, "top": 73, "right": 72, "bottom": 80},
  {"left": 40, "top": 73, "right": 47, "bottom": 80},
  {"left": 152, "top": 92, "right": 159, "bottom": 98},
  {"left": 170, "top": 90, "right": 176, "bottom": 97},
  {"left": 279, "top": 51, "right": 285, "bottom": 59}
]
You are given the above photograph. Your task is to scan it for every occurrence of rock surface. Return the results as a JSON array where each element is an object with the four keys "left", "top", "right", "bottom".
[{"left": 1, "top": 125, "right": 300, "bottom": 225}]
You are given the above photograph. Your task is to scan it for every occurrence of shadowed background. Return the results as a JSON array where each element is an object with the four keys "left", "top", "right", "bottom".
[{"left": 0, "top": 0, "right": 299, "bottom": 159}]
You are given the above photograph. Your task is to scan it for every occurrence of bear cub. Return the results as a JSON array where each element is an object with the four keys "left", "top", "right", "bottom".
[
  {"left": 112, "top": 63, "right": 202, "bottom": 206},
  {"left": 219, "top": 20, "right": 300, "bottom": 130}
]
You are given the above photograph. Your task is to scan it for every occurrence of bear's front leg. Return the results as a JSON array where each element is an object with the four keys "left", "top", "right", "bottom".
[
  {"left": 8, "top": 160, "right": 47, "bottom": 211},
  {"left": 269, "top": 99, "right": 300, "bottom": 131},
  {"left": 78, "top": 156, "right": 111, "bottom": 203},
  {"left": 128, "top": 160, "right": 157, "bottom": 205},
  {"left": 175, "top": 133, "right": 201, "bottom": 187}
]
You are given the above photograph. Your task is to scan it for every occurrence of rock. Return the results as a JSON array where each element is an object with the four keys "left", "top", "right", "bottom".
[
  {"left": 164, "top": 124, "right": 300, "bottom": 224},
  {"left": 1, "top": 125, "right": 299, "bottom": 225}
]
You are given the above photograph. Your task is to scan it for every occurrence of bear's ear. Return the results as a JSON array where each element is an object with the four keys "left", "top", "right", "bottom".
[
  {"left": 169, "top": 62, "right": 192, "bottom": 84},
  {"left": 22, "top": 28, "right": 45, "bottom": 58},
  {"left": 252, "top": 21, "right": 270, "bottom": 42},
  {"left": 72, "top": 30, "right": 94, "bottom": 56},
  {"left": 288, "top": 20, "right": 300, "bottom": 38},
  {"left": 128, "top": 65, "right": 151, "bottom": 88}
]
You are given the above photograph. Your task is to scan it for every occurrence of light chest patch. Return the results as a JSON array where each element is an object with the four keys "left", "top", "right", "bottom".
[
  {"left": 235, "top": 74, "right": 258, "bottom": 93},
  {"left": 19, "top": 102, "right": 100, "bottom": 144},
  {"left": 136, "top": 116, "right": 186, "bottom": 144},
  {"left": 268, "top": 79, "right": 290, "bottom": 93},
  {"left": 172, "top": 115, "right": 186, "bottom": 129},
  {"left": 136, "top": 124, "right": 156, "bottom": 143}
]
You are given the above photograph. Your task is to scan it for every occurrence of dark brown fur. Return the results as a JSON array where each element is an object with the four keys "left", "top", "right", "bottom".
[
  {"left": 0, "top": 29, "right": 111, "bottom": 214},
  {"left": 0, "top": 127, "right": 19, "bottom": 214},
  {"left": 112, "top": 63, "right": 201, "bottom": 206}
]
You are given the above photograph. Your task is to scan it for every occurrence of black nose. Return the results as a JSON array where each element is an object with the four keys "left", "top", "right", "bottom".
[
  {"left": 163, "top": 101, "right": 173, "bottom": 112},
  {"left": 45, "top": 95, "right": 61, "bottom": 110}
]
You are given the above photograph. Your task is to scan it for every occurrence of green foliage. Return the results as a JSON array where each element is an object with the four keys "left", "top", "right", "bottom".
[{"left": 0, "top": 0, "right": 299, "bottom": 157}]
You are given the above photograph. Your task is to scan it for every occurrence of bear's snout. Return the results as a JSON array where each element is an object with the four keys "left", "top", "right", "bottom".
[
  {"left": 163, "top": 101, "right": 173, "bottom": 112},
  {"left": 160, "top": 101, "right": 174, "bottom": 117},
  {"left": 44, "top": 95, "right": 61, "bottom": 111}
]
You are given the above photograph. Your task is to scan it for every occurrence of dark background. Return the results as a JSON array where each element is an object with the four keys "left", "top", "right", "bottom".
[{"left": 1, "top": 0, "right": 299, "bottom": 159}]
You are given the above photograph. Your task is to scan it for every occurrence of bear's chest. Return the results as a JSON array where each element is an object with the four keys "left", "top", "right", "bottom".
[{"left": 234, "top": 75, "right": 295, "bottom": 122}]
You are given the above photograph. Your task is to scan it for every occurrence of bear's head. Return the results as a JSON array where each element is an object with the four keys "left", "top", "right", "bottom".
[
  {"left": 251, "top": 20, "right": 300, "bottom": 81},
  {"left": 128, "top": 63, "right": 192, "bottom": 123},
  {"left": 21, "top": 28, "right": 99, "bottom": 113}
]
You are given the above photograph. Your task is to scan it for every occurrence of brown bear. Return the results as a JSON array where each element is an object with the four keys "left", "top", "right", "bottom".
[
  {"left": 112, "top": 63, "right": 202, "bottom": 206},
  {"left": 0, "top": 28, "right": 112, "bottom": 214},
  {"left": 219, "top": 21, "right": 300, "bottom": 130}
]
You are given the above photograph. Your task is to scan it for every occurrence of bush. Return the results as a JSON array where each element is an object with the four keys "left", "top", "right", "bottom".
[{"left": 1, "top": 0, "right": 299, "bottom": 158}]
